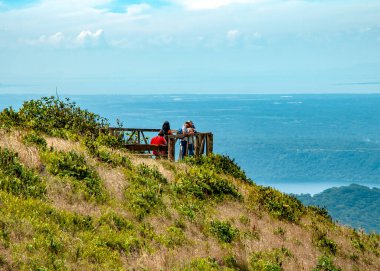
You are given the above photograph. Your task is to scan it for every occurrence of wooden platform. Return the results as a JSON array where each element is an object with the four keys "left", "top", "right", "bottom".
[{"left": 102, "top": 128, "right": 213, "bottom": 161}]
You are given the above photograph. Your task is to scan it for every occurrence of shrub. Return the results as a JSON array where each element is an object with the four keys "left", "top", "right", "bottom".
[
  {"left": 312, "top": 226, "right": 337, "bottom": 255},
  {"left": 22, "top": 131, "right": 47, "bottom": 150},
  {"left": 179, "top": 257, "right": 223, "bottom": 271},
  {"left": 256, "top": 187, "right": 304, "bottom": 222},
  {"left": 209, "top": 219, "right": 239, "bottom": 243},
  {"left": 249, "top": 248, "right": 291, "bottom": 271},
  {"left": 0, "top": 147, "right": 46, "bottom": 198},
  {"left": 184, "top": 154, "right": 247, "bottom": 181},
  {"left": 43, "top": 150, "right": 106, "bottom": 202},
  {"left": 312, "top": 255, "right": 341, "bottom": 271},
  {"left": 0, "top": 96, "right": 109, "bottom": 136},
  {"left": 84, "top": 136, "right": 131, "bottom": 168},
  {"left": 124, "top": 164, "right": 167, "bottom": 220},
  {"left": 307, "top": 206, "right": 332, "bottom": 222},
  {"left": 173, "top": 167, "right": 241, "bottom": 201},
  {"left": 161, "top": 226, "right": 186, "bottom": 248}
]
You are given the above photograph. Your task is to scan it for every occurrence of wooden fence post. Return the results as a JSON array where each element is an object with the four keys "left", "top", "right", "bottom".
[
  {"left": 168, "top": 137, "right": 175, "bottom": 161},
  {"left": 206, "top": 133, "right": 213, "bottom": 155}
]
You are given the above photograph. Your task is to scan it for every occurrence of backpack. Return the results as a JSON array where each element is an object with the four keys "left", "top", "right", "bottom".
[{"left": 177, "top": 127, "right": 183, "bottom": 135}]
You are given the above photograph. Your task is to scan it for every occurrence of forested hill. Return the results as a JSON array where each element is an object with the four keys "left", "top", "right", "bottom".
[
  {"left": 295, "top": 184, "right": 380, "bottom": 233},
  {"left": 0, "top": 97, "right": 379, "bottom": 270}
]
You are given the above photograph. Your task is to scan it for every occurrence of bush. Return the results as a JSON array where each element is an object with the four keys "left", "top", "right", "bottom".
[
  {"left": 249, "top": 248, "right": 291, "bottom": 271},
  {"left": 22, "top": 131, "right": 47, "bottom": 150},
  {"left": 307, "top": 206, "right": 332, "bottom": 222},
  {"left": 43, "top": 150, "right": 106, "bottom": 202},
  {"left": 84, "top": 138, "right": 131, "bottom": 168},
  {"left": 0, "top": 96, "right": 109, "bottom": 136},
  {"left": 312, "top": 226, "right": 337, "bottom": 255},
  {"left": 0, "top": 147, "right": 46, "bottom": 198},
  {"left": 183, "top": 154, "right": 247, "bottom": 181},
  {"left": 124, "top": 164, "right": 167, "bottom": 220},
  {"left": 209, "top": 219, "right": 239, "bottom": 243},
  {"left": 256, "top": 187, "right": 304, "bottom": 222},
  {"left": 312, "top": 255, "right": 341, "bottom": 271},
  {"left": 173, "top": 167, "right": 241, "bottom": 201},
  {"left": 179, "top": 257, "right": 223, "bottom": 271}
]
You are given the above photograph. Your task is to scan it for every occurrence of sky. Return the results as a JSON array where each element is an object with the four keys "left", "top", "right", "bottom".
[{"left": 1, "top": 0, "right": 380, "bottom": 94}]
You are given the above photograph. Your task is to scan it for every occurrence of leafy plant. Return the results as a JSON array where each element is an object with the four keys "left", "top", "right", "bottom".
[
  {"left": 173, "top": 167, "right": 241, "bottom": 200},
  {"left": 209, "top": 219, "right": 239, "bottom": 243},
  {"left": 43, "top": 150, "right": 107, "bottom": 202},
  {"left": 312, "top": 255, "right": 341, "bottom": 271},
  {"left": 0, "top": 96, "right": 109, "bottom": 136},
  {"left": 22, "top": 131, "right": 47, "bottom": 150},
  {"left": 124, "top": 164, "right": 167, "bottom": 220},
  {"left": 256, "top": 186, "right": 304, "bottom": 222},
  {"left": 183, "top": 154, "right": 247, "bottom": 181},
  {"left": 179, "top": 257, "right": 225, "bottom": 271},
  {"left": 312, "top": 225, "right": 337, "bottom": 255},
  {"left": 0, "top": 147, "right": 46, "bottom": 198},
  {"left": 249, "top": 248, "right": 291, "bottom": 271}
]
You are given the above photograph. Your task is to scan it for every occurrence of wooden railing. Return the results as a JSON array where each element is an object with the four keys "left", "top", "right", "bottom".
[{"left": 104, "top": 128, "right": 213, "bottom": 161}]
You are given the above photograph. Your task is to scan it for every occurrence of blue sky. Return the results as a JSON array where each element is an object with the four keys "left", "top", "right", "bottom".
[{"left": 1, "top": 0, "right": 380, "bottom": 94}]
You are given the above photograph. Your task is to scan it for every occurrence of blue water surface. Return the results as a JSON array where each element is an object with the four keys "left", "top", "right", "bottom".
[{"left": 1, "top": 94, "right": 380, "bottom": 194}]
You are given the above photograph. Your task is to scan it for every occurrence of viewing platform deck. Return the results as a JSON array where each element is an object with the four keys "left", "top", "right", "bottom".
[{"left": 106, "top": 128, "right": 213, "bottom": 161}]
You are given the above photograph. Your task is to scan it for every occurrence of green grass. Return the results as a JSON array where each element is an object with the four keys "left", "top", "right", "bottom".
[
  {"left": 209, "top": 219, "right": 239, "bottom": 244},
  {"left": 0, "top": 147, "right": 46, "bottom": 199},
  {"left": 249, "top": 248, "right": 292, "bottom": 271},
  {"left": 42, "top": 150, "right": 107, "bottom": 202},
  {"left": 124, "top": 164, "right": 168, "bottom": 220},
  {"left": 255, "top": 186, "right": 305, "bottom": 222}
]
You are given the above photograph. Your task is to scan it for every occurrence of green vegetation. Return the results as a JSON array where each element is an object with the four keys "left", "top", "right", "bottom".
[
  {"left": 124, "top": 164, "right": 167, "bottom": 220},
  {"left": 22, "top": 131, "right": 47, "bottom": 150},
  {"left": 0, "top": 147, "right": 46, "bottom": 199},
  {"left": 42, "top": 150, "right": 107, "bottom": 202},
  {"left": 0, "top": 96, "right": 108, "bottom": 136},
  {"left": 249, "top": 248, "right": 291, "bottom": 271},
  {"left": 255, "top": 187, "right": 305, "bottom": 222},
  {"left": 312, "top": 255, "right": 341, "bottom": 271},
  {"left": 173, "top": 167, "right": 241, "bottom": 201},
  {"left": 184, "top": 154, "right": 247, "bottom": 181},
  {"left": 0, "top": 97, "right": 379, "bottom": 270},
  {"left": 296, "top": 184, "right": 380, "bottom": 233},
  {"left": 209, "top": 219, "right": 239, "bottom": 243}
]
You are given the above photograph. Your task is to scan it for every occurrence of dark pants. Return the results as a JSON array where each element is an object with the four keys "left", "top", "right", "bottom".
[
  {"left": 181, "top": 140, "right": 188, "bottom": 159},
  {"left": 188, "top": 144, "right": 194, "bottom": 156}
]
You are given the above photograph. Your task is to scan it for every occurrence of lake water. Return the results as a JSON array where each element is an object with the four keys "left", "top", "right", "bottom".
[{"left": 1, "top": 94, "right": 380, "bottom": 194}]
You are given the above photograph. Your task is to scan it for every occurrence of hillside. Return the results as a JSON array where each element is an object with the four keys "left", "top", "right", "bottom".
[
  {"left": 295, "top": 184, "right": 380, "bottom": 233},
  {"left": 0, "top": 97, "right": 379, "bottom": 270}
]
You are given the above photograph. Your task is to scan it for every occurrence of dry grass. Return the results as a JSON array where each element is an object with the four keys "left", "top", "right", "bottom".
[
  {"left": 45, "top": 136, "right": 83, "bottom": 153},
  {"left": 0, "top": 130, "right": 42, "bottom": 170},
  {"left": 97, "top": 166, "right": 126, "bottom": 201}
]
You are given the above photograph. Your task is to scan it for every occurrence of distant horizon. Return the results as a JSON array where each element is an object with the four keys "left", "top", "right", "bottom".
[{"left": 1, "top": 91, "right": 380, "bottom": 96}]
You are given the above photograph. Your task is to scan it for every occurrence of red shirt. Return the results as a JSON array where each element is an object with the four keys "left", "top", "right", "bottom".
[{"left": 150, "top": 136, "right": 167, "bottom": 155}]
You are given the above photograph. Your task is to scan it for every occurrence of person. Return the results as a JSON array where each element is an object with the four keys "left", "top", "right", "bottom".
[
  {"left": 162, "top": 121, "right": 172, "bottom": 136},
  {"left": 180, "top": 121, "right": 196, "bottom": 159},
  {"left": 187, "top": 121, "right": 196, "bottom": 156},
  {"left": 150, "top": 130, "right": 167, "bottom": 157}
]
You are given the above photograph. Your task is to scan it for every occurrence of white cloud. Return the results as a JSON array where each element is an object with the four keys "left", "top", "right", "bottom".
[
  {"left": 26, "top": 32, "right": 65, "bottom": 46},
  {"left": 25, "top": 29, "right": 105, "bottom": 47},
  {"left": 76, "top": 29, "right": 105, "bottom": 46},
  {"left": 126, "top": 3, "right": 151, "bottom": 17},
  {"left": 226, "top": 29, "right": 240, "bottom": 41},
  {"left": 170, "top": 0, "right": 261, "bottom": 10}
]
